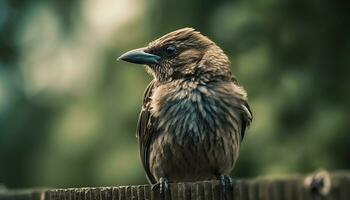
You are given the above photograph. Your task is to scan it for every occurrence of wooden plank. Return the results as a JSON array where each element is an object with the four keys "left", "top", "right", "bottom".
[{"left": 1, "top": 171, "right": 350, "bottom": 200}]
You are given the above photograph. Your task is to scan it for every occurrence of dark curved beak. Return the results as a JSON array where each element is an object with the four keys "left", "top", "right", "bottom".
[{"left": 118, "top": 48, "right": 160, "bottom": 65}]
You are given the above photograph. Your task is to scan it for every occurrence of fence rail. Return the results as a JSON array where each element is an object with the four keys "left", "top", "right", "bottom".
[{"left": 1, "top": 170, "right": 349, "bottom": 200}]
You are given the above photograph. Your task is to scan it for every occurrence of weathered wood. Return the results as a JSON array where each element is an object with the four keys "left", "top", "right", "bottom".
[{"left": 1, "top": 171, "right": 349, "bottom": 200}]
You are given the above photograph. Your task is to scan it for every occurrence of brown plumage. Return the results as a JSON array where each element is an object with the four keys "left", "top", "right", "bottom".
[{"left": 119, "top": 27, "right": 252, "bottom": 184}]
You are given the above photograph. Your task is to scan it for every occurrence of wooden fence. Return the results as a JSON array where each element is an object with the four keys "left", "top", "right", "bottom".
[{"left": 0, "top": 170, "right": 349, "bottom": 200}]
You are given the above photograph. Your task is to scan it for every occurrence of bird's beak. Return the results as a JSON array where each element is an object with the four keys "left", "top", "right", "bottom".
[{"left": 117, "top": 48, "right": 160, "bottom": 65}]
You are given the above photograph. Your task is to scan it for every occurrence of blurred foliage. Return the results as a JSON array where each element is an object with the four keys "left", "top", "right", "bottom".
[{"left": 0, "top": 0, "right": 349, "bottom": 188}]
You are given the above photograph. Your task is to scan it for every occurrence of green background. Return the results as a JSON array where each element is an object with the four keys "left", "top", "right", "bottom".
[{"left": 0, "top": 0, "right": 349, "bottom": 188}]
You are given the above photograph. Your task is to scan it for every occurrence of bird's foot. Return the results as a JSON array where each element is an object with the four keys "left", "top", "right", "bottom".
[
  {"left": 151, "top": 177, "right": 170, "bottom": 200},
  {"left": 218, "top": 175, "right": 233, "bottom": 200}
]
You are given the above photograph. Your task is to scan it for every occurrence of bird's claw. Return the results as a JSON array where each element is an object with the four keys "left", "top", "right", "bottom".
[
  {"left": 218, "top": 175, "right": 233, "bottom": 200},
  {"left": 152, "top": 177, "right": 170, "bottom": 200}
]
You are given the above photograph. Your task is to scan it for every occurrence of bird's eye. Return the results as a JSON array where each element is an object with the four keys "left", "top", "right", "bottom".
[{"left": 165, "top": 45, "right": 177, "bottom": 56}]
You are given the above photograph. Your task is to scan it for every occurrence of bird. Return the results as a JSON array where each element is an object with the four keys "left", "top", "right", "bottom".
[{"left": 118, "top": 27, "right": 252, "bottom": 198}]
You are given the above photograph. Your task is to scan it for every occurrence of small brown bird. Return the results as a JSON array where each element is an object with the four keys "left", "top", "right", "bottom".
[{"left": 119, "top": 28, "right": 252, "bottom": 196}]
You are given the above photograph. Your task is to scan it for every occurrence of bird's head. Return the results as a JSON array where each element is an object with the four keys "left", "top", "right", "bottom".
[{"left": 118, "top": 28, "right": 231, "bottom": 81}]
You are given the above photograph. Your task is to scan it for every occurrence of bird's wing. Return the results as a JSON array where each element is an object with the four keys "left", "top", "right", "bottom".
[
  {"left": 230, "top": 76, "right": 253, "bottom": 141},
  {"left": 136, "top": 80, "right": 157, "bottom": 184},
  {"left": 240, "top": 100, "right": 253, "bottom": 141}
]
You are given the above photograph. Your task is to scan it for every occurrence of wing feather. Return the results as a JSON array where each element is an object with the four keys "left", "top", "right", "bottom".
[
  {"left": 240, "top": 101, "right": 253, "bottom": 141},
  {"left": 136, "top": 80, "right": 157, "bottom": 184}
]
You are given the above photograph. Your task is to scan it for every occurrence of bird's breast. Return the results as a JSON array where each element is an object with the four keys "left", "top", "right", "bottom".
[{"left": 150, "top": 79, "right": 242, "bottom": 139}]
